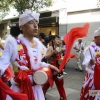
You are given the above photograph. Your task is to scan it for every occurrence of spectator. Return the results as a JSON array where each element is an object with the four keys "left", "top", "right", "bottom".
[{"left": 73, "top": 38, "right": 84, "bottom": 71}]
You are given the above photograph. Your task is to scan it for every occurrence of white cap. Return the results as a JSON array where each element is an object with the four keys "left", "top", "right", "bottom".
[
  {"left": 19, "top": 9, "right": 40, "bottom": 26},
  {"left": 94, "top": 27, "right": 100, "bottom": 37}
]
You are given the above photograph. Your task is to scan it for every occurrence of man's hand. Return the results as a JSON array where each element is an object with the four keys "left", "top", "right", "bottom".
[
  {"left": 90, "top": 59, "right": 95, "bottom": 65},
  {"left": 49, "top": 65, "right": 60, "bottom": 73},
  {"left": 74, "top": 47, "right": 80, "bottom": 52},
  {"left": 77, "top": 49, "right": 80, "bottom": 52},
  {"left": 81, "top": 47, "right": 84, "bottom": 50}
]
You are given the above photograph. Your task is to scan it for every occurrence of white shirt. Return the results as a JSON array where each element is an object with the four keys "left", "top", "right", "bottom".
[{"left": 74, "top": 42, "right": 84, "bottom": 53}]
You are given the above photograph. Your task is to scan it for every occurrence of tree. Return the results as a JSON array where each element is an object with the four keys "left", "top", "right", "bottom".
[
  {"left": 97, "top": 0, "right": 100, "bottom": 7},
  {"left": 0, "top": 0, "right": 13, "bottom": 11},
  {"left": 0, "top": 0, "right": 13, "bottom": 21},
  {"left": 0, "top": 0, "right": 52, "bottom": 21},
  {"left": 13, "top": 0, "right": 52, "bottom": 14}
]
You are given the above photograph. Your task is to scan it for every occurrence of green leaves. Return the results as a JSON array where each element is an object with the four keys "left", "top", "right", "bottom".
[
  {"left": 0, "top": 0, "right": 52, "bottom": 21},
  {"left": 13, "top": 0, "right": 52, "bottom": 14},
  {"left": 0, "top": 0, "right": 13, "bottom": 20}
]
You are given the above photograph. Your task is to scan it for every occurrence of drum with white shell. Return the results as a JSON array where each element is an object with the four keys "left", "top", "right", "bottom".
[{"left": 33, "top": 67, "right": 53, "bottom": 85}]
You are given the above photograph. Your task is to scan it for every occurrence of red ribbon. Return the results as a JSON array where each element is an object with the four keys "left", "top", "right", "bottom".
[
  {"left": 15, "top": 70, "right": 35, "bottom": 100},
  {"left": 2, "top": 66, "right": 14, "bottom": 82},
  {"left": 69, "top": 54, "right": 76, "bottom": 59},
  {"left": 0, "top": 78, "right": 28, "bottom": 100}
]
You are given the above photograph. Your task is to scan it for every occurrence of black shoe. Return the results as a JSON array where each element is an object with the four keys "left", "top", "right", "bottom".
[
  {"left": 45, "top": 97, "right": 47, "bottom": 100},
  {"left": 79, "top": 69, "right": 83, "bottom": 72},
  {"left": 75, "top": 67, "right": 79, "bottom": 70}
]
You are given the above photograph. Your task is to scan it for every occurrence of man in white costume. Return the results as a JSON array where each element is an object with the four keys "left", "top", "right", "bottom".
[
  {"left": 73, "top": 38, "right": 84, "bottom": 71},
  {"left": 0, "top": 9, "right": 59, "bottom": 100},
  {"left": 80, "top": 27, "right": 100, "bottom": 100}
]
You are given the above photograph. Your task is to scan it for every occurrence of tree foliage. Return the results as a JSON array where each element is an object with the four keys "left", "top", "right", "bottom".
[
  {"left": 0, "top": 0, "right": 52, "bottom": 14},
  {"left": 13, "top": 0, "right": 52, "bottom": 14},
  {"left": 97, "top": 0, "right": 100, "bottom": 7},
  {"left": 0, "top": 0, "right": 13, "bottom": 21},
  {"left": 0, "top": 0, "right": 52, "bottom": 21},
  {"left": 0, "top": 0, "right": 13, "bottom": 11}
]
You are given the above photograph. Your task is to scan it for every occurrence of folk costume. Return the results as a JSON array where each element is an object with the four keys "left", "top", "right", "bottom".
[
  {"left": 43, "top": 46, "right": 67, "bottom": 100},
  {"left": 80, "top": 28, "right": 100, "bottom": 100},
  {"left": 0, "top": 9, "right": 51, "bottom": 100}
]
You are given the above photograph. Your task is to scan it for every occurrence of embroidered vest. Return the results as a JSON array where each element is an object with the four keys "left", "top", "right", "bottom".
[{"left": 12, "top": 39, "right": 29, "bottom": 72}]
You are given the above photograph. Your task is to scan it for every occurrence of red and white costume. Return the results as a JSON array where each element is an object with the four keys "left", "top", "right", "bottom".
[
  {"left": 80, "top": 42, "right": 100, "bottom": 100},
  {"left": 43, "top": 46, "right": 67, "bottom": 100},
  {"left": 0, "top": 35, "right": 50, "bottom": 100}
]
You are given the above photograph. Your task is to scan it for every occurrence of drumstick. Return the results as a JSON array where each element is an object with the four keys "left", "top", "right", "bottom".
[{"left": 89, "top": 47, "right": 93, "bottom": 59}]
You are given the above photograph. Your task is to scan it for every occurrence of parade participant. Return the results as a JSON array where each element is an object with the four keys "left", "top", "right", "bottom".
[
  {"left": 43, "top": 35, "right": 67, "bottom": 100},
  {"left": 80, "top": 27, "right": 100, "bottom": 100},
  {"left": 73, "top": 38, "right": 84, "bottom": 71},
  {"left": 0, "top": 9, "right": 59, "bottom": 100}
]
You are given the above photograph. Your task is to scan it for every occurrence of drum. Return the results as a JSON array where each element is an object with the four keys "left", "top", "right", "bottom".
[{"left": 33, "top": 67, "right": 53, "bottom": 85}]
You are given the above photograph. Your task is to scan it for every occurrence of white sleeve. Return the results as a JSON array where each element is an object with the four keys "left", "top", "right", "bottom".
[
  {"left": 82, "top": 43, "right": 84, "bottom": 48},
  {"left": 40, "top": 62, "right": 50, "bottom": 67},
  {"left": 83, "top": 46, "right": 95, "bottom": 68},
  {"left": 0, "top": 43, "right": 13, "bottom": 75}
]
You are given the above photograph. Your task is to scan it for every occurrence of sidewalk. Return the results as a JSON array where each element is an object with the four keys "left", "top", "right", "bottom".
[{"left": 46, "top": 59, "right": 85, "bottom": 100}]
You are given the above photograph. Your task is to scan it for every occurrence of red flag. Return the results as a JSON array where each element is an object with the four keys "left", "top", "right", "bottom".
[
  {"left": 0, "top": 78, "right": 28, "bottom": 100},
  {"left": 69, "top": 54, "right": 76, "bottom": 59},
  {"left": 59, "top": 23, "right": 89, "bottom": 71}
]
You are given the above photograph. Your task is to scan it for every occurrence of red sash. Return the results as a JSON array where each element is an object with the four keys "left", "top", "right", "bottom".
[{"left": 15, "top": 70, "right": 35, "bottom": 100}]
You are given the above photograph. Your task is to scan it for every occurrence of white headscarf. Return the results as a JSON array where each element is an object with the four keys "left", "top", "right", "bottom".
[
  {"left": 94, "top": 27, "right": 100, "bottom": 37},
  {"left": 19, "top": 9, "right": 40, "bottom": 26}
]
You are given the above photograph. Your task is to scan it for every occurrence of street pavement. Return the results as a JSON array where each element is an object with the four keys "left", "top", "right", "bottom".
[{"left": 45, "top": 59, "right": 86, "bottom": 100}]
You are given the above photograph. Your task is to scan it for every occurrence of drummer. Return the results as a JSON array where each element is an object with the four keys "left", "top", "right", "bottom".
[
  {"left": 43, "top": 35, "right": 67, "bottom": 100},
  {"left": 0, "top": 9, "right": 59, "bottom": 100}
]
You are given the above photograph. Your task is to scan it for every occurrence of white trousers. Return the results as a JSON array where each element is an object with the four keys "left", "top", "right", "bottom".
[{"left": 76, "top": 52, "right": 83, "bottom": 70}]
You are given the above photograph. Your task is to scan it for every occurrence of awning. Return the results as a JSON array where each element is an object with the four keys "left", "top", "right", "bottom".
[{"left": 10, "top": 17, "right": 59, "bottom": 27}]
